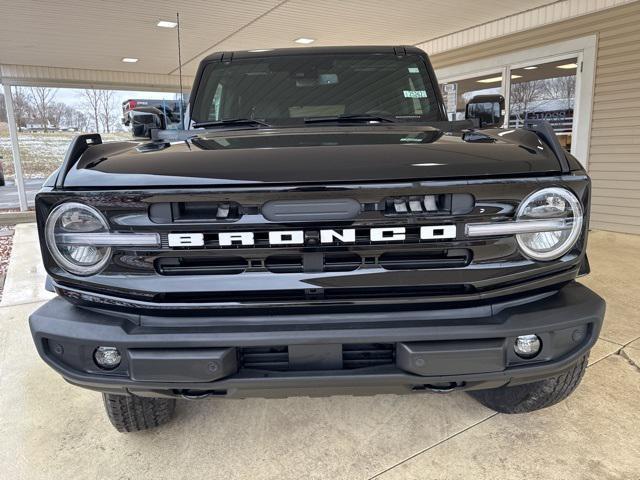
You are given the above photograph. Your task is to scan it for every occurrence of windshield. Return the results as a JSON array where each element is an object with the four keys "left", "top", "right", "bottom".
[{"left": 191, "top": 53, "right": 442, "bottom": 126}]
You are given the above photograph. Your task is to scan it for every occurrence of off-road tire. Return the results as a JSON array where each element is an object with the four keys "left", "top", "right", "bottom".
[
  {"left": 469, "top": 354, "right": 588, "bottom": 414},
  {"left": 102, "top": 393, "right": 176, "bottom": 432}
]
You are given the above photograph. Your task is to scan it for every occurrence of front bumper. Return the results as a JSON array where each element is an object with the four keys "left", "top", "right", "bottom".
[{"left": 29, "top": 282, "right": 605, "bottom": 398}]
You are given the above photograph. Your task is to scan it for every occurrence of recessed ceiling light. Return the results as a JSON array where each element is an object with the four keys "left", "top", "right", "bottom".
[
  {"left": 511, "top": 74, "right": 522, "bottom": 79},
  {"left": 248, "top": 49, "right": 272, "bottom": 52},
  {"left": 557, "top": 63, "right": 578, "bottom": 69},
  {"left": 157, "top": 20, "right": 177, "bottom": 28},
  {"left": 122, "top": 57, "right": 139, "bottom": 63},
  {"left": 294, "top": 37, "right": 315, "bottom": 44},
  {"left": 523, "top": 66, "right": 538, "bottom": 70}
]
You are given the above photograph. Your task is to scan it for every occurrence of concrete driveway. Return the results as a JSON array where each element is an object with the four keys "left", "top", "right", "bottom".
[{"left": 1, "top": 224, "right": 639, "bottom": 479}]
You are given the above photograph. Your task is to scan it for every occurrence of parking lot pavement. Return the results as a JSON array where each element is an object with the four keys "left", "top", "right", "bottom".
[
  {"left": 0, "top": 227, "right": 638, "bottom": 479},
  {"left": 0, "top": 178, "right": 45, "bottom": 210}
]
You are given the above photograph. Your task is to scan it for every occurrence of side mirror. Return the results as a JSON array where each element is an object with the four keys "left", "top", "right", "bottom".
[
  {"left": 466, "top": 94, "right": 505, "bottom": 129},
  {"left": 129, "top": 107, "right": 167, "bottom": 138}
]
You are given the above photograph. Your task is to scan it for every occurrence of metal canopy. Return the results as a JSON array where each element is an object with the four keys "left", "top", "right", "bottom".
[{"left": 0, "top": 0, "right": 559, "bottom": 88}]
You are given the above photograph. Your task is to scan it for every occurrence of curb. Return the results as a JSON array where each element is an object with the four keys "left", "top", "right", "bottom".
[{"left": 0, "top": 211, "right": 36, "bottom": 225}]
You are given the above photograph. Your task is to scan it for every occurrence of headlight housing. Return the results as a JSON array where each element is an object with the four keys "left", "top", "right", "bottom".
[
  {"left": 516, "top": 187, "right": 583, "bottom": 261},
  {"left": 45, "top": 202, "right": 111, "bottom": 275}
]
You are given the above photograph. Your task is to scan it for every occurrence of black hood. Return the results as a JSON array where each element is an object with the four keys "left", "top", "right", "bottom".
[{"left": 63, "top": 125, "right": 562, "bottom": 188}]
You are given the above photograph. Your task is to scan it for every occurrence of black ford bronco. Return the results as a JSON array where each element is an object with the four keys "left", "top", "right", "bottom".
[{"left": 30, "top": 46, "right": 605, "bottom": 432}]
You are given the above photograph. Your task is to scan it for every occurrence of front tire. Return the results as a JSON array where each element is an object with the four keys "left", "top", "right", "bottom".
[
  {"left": 102, "top": 393, "right": 176, "bottom": 432},
  {"left": 469, "top": 354, "right": 588, "bottom": 414}
]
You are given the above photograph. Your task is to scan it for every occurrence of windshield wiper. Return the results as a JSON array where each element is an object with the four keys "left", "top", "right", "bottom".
[
  {"left": 304, "top": 114, "right": 396, "bottom": 124},
  {"left": 193, "top": 118, "right": 272, "bottom": 129}
]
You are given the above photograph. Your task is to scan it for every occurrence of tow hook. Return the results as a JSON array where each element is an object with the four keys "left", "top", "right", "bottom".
[
  {"left": 179, "top": 389, "right": 226, "bottom": 400},
  {"left": 411, "top": 382, "right": 464, "bottom": 393}
]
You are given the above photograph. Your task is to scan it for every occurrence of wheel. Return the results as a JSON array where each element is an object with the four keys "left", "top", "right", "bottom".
[
  {"left": 469, "top": 353, "right": 588, "bottom": 414},
  {"left": 102, "top": 393, "right": 176, "bottom": 432}
]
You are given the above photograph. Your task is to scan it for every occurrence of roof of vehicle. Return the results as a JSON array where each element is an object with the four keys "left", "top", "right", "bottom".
[{"left": 200, "top": 45, "right": 426, "bottom": 63}]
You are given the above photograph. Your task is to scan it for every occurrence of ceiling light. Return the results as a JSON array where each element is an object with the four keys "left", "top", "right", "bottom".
[
  {"left": 557, "top": 63, "right": 578, "bottom": 69},
  {"left": 476, "top": 76, "right": 502, "bottom": 84},
  {"left": 523, "top": 66, "right": 538, "bottom": 70},
  {"left": 157, "top": 20, "right": 177, "bottom": 28},
  {"left": 477, "top": 74, "right": 521, "bottom": 84},
  {"left": 248, "top": 49, "right": 272, "bottom": 52},
  {"left": 121, "top": 58, "right": 139, "bottom": 63},
  {"left": 294, "top": 37, "right": 315, "bottom": 44}
]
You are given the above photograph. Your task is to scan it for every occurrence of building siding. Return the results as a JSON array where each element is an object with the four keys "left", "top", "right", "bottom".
[{"left": 427, "top": 1, "right": 640, "bottom": 234}]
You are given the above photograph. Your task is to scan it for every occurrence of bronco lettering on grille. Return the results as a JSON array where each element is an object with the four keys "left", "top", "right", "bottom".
[{"left": 168, "top": 226, "right": 456, "bottom": 247}]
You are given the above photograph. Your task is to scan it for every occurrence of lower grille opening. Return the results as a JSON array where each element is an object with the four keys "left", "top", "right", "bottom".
[
  {"left": 324, "top": 253, "right": 362, "bottom": 272},
  {"left": 379, "top": 250, "right": 470, "bottom": 270},
  {"left": 265, "top": 256, "right": 304, "bottom": 273},
  {"left": 240, "top": 346, "right": 289, "bottom": 371},
  {"left": 156, "top": 256, "right": 247, "bottom": 275},
  {"left": 342, "top": 343, "right": 395, "bottom": 369},
  {"left": 239, "top": 343, "right": 395, "bottom": 371},
  {"left": 264, "top": 253, "right": 363, "bottom": 273}
]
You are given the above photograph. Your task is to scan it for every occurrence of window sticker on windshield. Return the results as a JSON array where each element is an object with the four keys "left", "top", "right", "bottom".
[
  {"left": 408, "top": 67, "right": 419, "bottom": 73},
  {"left": 403, "top": 90, "right": 427, "bottom": 98}
]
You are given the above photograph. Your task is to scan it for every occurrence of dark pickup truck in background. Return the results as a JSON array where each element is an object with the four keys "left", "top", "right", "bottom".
[
  {"left": 122, "top": 98, "right": 185, "bottom": 137},
  {"left": 30, "top": 46, "right": 604, "bottom": 432}
]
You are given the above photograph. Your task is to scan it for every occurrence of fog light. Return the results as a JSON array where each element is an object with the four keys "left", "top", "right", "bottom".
[
  {"left": 94, "top": 346, "right": 121, "bottom": 369},
  {"left": 514, "top": 335, "right": 541, "bottom": 359}
]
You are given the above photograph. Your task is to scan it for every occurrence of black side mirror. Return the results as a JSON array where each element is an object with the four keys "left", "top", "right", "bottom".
[
  {"left": 466, "top": 94, "right": 505, "bottom": 128},
  {"left": 129, "top": 106, "right": 167, "bottom": 138}
]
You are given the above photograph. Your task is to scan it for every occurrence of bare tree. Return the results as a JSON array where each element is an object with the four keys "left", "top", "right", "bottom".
[
  {"left": 98, "top": 90, "right": 117, "bottom": 133},
  {"left": 28, "top": 87, "right": 58, "bottom": 132},
  {"left": 8, "top": 87, "right": 33, "bottom": 132},
  {"left": 509, "top": 80, "right": 545, "bottom": 127},
  {"left": 75, "top": 110, "right": 90, "bottom": 132},
  {"left": 62, "top": 106, "right": 75, "bottom": 129},
  {"left": 48, "top": 101, "right": 71, "bottom": 128},
  {"left": 543, "top": 76, "right": 576, "bottom": 111},
  {"left": 81, "top": 88, "right": 102, "bottom": 133}
]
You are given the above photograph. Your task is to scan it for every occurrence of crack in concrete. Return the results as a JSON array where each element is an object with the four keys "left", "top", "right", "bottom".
[
  {"left": 367, "top": 412, "right": 499, "bottom": 479},
  {"left": 618, "top": 349, "right": 640, "bottom": 373}
]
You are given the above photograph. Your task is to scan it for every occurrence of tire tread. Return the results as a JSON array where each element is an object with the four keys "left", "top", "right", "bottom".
[
  {"left": 102, "top": 393, "right": 176, "bottom": 432},
  {"left": 470, "top": 354, "right": 588, "bottom": 414}
]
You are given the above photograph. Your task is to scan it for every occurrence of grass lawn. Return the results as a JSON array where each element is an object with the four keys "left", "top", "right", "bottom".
[{"left": 0, "top": 123, "right": 130, "bottom": 179}]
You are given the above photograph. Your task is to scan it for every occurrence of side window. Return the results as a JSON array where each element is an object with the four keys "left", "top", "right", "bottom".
[
  {"left": 407, "top": 77, "right": 424, "bottom": 115},
  {"left": 407, "top": 64, "right": 432, "bottom": 116},
  {"left": 208, "top": 84, "right": 223, "bottom": 120}
]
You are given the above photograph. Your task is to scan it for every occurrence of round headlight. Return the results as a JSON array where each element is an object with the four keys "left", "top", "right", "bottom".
[
  {"left": 516, "top": 187, "right": 583, "bottom": 261},
  {"left": 45, "top": 202, "right": 111, "bottom": 275}
]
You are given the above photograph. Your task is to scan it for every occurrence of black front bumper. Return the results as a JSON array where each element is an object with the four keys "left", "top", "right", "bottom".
[{"left": 29, "top": 282, "right": 605, "bottom": 398}]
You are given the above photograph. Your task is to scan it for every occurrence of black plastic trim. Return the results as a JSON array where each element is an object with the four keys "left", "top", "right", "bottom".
[
  {"left": 54, "top": 133, "right": 102, "bottom": 188},
  {"left": 524, "top": 120, "right": 571, "bottom": 173},
  {"left": 29, "top": 282, "right": 605, "bottom": 397}
]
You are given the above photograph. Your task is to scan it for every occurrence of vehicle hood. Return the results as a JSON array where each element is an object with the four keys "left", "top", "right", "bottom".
[{"left": 64, "top": 125, "right": 562, "bottom": 188}]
